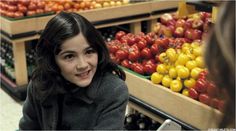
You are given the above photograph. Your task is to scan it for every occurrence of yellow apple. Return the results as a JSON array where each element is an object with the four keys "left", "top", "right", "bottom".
[
  {"left": 184, "top": 78, "right": 196, "bottom": 88},
  {"left": 162, "top": 75, "right": 172, "bottom": 88},
  {"left": 170, "top": 80, "right": 183, "bottom": 92},
  {"left": 151, "top": 72, "right": 163, "bottom": 84}
]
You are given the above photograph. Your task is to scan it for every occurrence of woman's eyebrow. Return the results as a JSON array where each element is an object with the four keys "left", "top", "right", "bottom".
[{"left": 58, "top": 50, "right": 76, "bottom": 56}]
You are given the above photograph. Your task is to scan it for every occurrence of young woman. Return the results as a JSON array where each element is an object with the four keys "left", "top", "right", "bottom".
[
  {"left": 19, "top": 12, "right": 129, "bottom": 130},
  {"left": 204, "top": 1, "right": 235, "bottom": 128}
]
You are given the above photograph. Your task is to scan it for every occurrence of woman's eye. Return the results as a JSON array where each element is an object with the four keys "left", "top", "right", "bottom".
[
  {"left": 86, "top": 49, "right": 96, "bottom": 54},
  {"left": 64, "top": 54, "right": 74, "bottom": 60}
]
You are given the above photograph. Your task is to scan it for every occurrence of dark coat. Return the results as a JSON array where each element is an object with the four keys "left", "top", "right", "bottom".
[{"left": 19, "top": 72, "right": 129, "bottom": 130}]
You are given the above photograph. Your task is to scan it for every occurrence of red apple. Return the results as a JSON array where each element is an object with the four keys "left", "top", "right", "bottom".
[
  {"left": 192, "top": 19, "right": 204, "bottom": 30},
  {"left": 174, "top": 27, "right": 184, "bottom": 37},
  {"left": 160, "top": 13, "right": 173, "bottom": 25},
  {"left": 175, "top": 19, "right": 186, "bottom": 28}
]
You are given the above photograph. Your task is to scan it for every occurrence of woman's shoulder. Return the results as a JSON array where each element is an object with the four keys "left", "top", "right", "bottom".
[
  {"left": 95, "top": 72, "right": 128, "bottom": 99},
  {"left": 102, "top": 72, "right": 127, "bottom": 89}
]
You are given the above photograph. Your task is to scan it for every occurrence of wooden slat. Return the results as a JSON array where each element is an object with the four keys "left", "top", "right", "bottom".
[
  {"left": 12, "top": 42, "right": 28, "bottom": 86},
  {"left": 0, "top": 16, "right": 37, "bottom": 35},
  {"left": 125, "top": 71, "right": 222, "bottom": 129},
  {"left": 151, "top": 1, "right": 179, "bottom": 12}
]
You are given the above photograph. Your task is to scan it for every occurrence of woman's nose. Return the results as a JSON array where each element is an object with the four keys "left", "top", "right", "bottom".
[{"left": 76, "top": 56, "right": 88, "bottom": 70}]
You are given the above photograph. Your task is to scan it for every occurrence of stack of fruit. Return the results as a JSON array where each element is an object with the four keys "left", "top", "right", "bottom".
[
  {"left": 107, "top": 31, "right": 189, "bottom": 75},
  {"left": 189, "top": 70, "right": 225, "bottom": 111},
  {"left": 150, "top": 42, "right": 225, "bottom": 111},
  {"left": 153, "top": 12, "right": 212, "bottom": 41},
  {"left": 45, "top": 0, "right": 130, "bottom": 13},
  {"left": 0, "top": 0, "right": 130, "bottom": 18},
  {"left": 0, "top": 0, "right": 51, "bottom": 18}
]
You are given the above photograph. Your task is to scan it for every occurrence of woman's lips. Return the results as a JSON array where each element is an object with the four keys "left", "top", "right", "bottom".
[{"left": 75, "top": 70, "right": 90, "bottom": 78}]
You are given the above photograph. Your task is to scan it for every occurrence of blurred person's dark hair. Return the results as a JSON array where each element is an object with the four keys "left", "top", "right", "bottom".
[{"left": 205, "top": 1, "right": 235, "bottom": 128}]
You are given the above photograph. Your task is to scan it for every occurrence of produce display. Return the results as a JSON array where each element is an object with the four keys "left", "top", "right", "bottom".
[
  {"left": 107, "top": 11, "right": 225, "bottom": 111},
  {"left": 154, "top": 12, "right": 212, "bottom": 40},
  {"left": 0, "top": 0, "right": 130, "bottom": 18}
]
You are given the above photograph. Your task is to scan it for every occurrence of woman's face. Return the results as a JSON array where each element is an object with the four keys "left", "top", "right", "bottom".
[{"left": 55, "top": 33, "right": 98, "bottom": 87}]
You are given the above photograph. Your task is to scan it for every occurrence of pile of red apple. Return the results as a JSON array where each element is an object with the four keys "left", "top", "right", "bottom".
[
  {"left": 154, "top": 12, "right": 212, "bottom": 41},
  {"left": 108, "top": 31, "right": 190, "bottom": 75},
  {"left": 189, "top": 70, "right": 225, "bottom": 112},
  {"left": 0, "top": 0, "right": 52, "bottom": 18}
]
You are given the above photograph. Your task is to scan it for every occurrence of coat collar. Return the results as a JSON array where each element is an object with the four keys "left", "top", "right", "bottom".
[{"left": 65, "top": 72, "right": 104, "bottom": 104}]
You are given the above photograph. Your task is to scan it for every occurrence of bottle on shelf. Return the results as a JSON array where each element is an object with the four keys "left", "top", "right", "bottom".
[
  {"left": 136, "top": 113, "right": 151, "bottom": 130},
  {"left": 124, "top": 112, "right": 140, "bottom": 130},
  {"left": 148, "top": 119, "right": 161, "bottom": 130}
]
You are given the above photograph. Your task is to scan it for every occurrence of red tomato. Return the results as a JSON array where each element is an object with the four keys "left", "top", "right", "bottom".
[
  {"left": 131, "top": 44, "right": 139, "bottom": 51},
  {"left": 121, "top": 59, "right": 131, "bottom": 69},
  {"left": 14, "top": 12, "right": 24, "bottom": 18},
  {"left": 141, "top": 48, "right": 152, "bottom": 59},
  {"left": 150, "top": 44, "right": 159, "bottom": 55},
  {"left": 189, "top": 88, "right": 199, "bottom": 100},
  {"left": 128, "top": 50, "right": 140, "bottom": 62},
  {"left": 137, "top": 41, "right": 147, "bottom": 50},
  {"left": 144, "top": 63, "right": 156, "bottom": 75},
  {"left": 198, "top": 70, "right": 208, "bottom": 79},
  {"left": 133, "top": 64, "right": 144, "bottom": 75},
  {"left": 115, "top": 50, "right": 128, "bottom": 61},
  {"left": 127, "top": 37, "right": 136, "bottom": 46},
  {"left": 134, "top": 36, "right": 142, "bottom": 43},
  {"left": 17, "top": 4, "right": 27, "bottom": 13},
  {"left": 195, "top": 78, "right": 207, "bottom": 93},
  {"left": 144, "top": 35, "right": 154, "bottom": 45},
  {"left": 108, "top": 45, "right": 119, "bottom": 54},
  {"left": 115, "top": 31, "right": 126, "bottom": 40},
  {"left": 199, "top": 93, "right": 211, "bottom": 105}
]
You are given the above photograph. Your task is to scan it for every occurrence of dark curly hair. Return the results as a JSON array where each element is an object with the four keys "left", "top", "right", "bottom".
[{"left": 32, "top": 12, "right": 125, "bottom": 102}]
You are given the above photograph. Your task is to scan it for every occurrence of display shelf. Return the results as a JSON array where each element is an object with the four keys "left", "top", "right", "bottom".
[
  {"left": 0, "top": 1, "right": 179, "bottom": 39},
  {"left": 124, "top": 70, "right": 223, "bottom": 129},
  {"left": 0, "top": 73, "right": 27, "bottom": 101},
  {"left": 128, "top": 95, "right": 195, "bottom": 130}
]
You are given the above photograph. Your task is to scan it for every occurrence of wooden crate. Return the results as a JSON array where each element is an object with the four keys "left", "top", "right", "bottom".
[
  {"left": 125, "top": 71, "right": 222, "bottom": 129},
  {"left": 0, "top": 16, "right": 37, "bottom": 36}
]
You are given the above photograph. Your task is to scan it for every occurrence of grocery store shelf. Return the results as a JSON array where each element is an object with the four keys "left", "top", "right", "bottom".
[
  {"left": 186, "top": 1, "right": 219, "bottom": 12},
  {"left": 0, "top": 1, "right": 179, "bottom": 40},
  {"left": 129, "top": 95, "right": 196, "bottom": 130},
  {"left": 0, "top": 73, "right": 27, "bottom": 101},
  {"left": 125, "top": 70, "right": 223, "bottom": 129}
]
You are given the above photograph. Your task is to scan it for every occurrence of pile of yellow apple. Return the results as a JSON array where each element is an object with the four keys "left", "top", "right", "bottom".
[{"left": 151, "top": 41, "right": 205, "bottom": 96}]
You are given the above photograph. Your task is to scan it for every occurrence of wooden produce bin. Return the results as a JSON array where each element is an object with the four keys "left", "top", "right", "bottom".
[
  {"left": 125, "top": 71, "right": 223, "bottom": 129},
  {"left": 0, "top": 16, "right": 38, "bottom": 38}
]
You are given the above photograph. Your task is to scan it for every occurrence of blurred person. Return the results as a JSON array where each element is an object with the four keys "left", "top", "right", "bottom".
[
  {"left": 19, "top": 11, "right": 129, "bottom": 130},
  {"left": 204, "top": 1, "right": 235, "bottom": 128}
]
